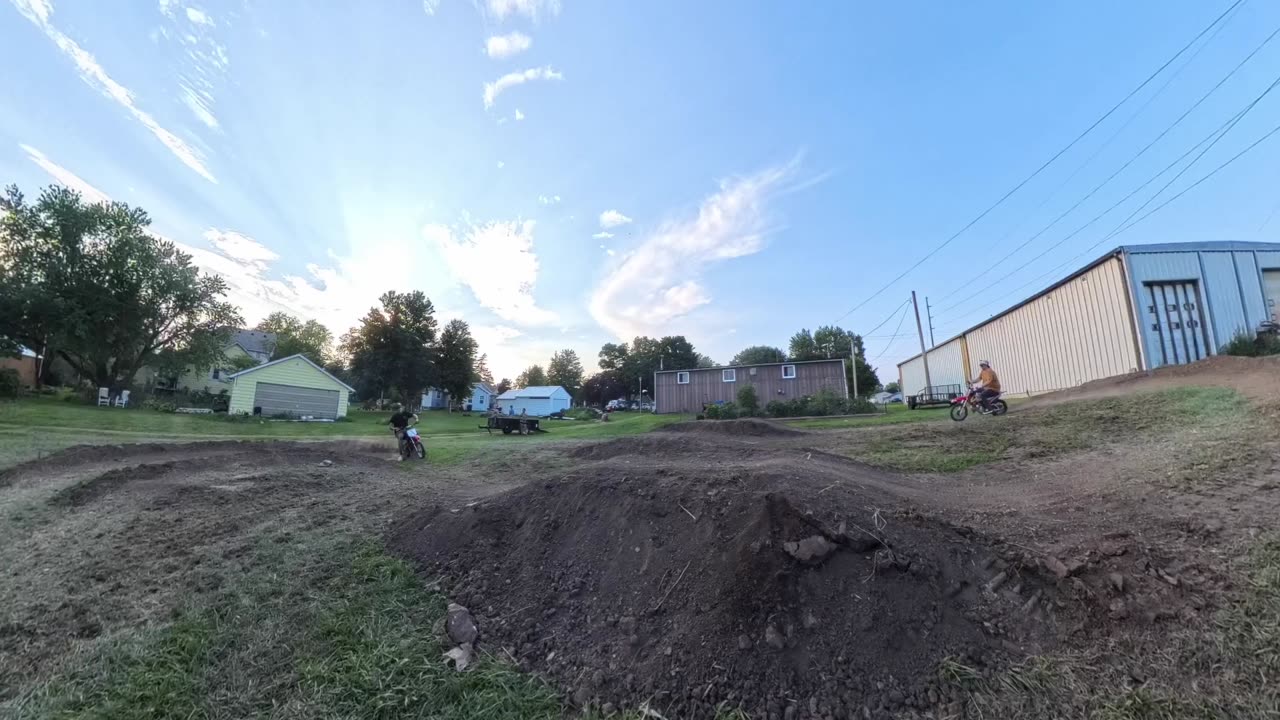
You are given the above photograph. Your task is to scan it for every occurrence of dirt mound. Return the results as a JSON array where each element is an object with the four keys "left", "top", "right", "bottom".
[
  {"left": 48, "top": 462, "right": 178, "bottom": 506},
  {"left": 567, "top": 434, "right": 772, "bottom": 462},
  {"left": 657, "top": 418, "right": 804, "bottom": 437},
  {"left": 389, "top": 461, "right": 1049, "bottom": 718}
]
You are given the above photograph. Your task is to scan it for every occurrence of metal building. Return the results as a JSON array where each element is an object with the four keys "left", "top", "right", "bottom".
[{"left": 897, "top": 241, "right": 1280, "bottom": 398}]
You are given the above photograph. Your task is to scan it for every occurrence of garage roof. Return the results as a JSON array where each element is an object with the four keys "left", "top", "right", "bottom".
[{"left": 226, "top": 353, "right": 355, "bottom": 392}]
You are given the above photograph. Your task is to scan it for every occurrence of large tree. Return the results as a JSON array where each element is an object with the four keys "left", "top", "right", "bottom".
[
  {"left": 339, "top": 290, "right": 438, "bottom": 405},
  {"left": 730, "top": 345, "right": 786, "bottom": 366},
  {"left": 496, "top": 377, "right": 512, "bottom": 395},
  {"left": 256, "top": 312, "right": 333, "bottom": 365},
  {"left": 0, "top": 185, "right": 241, "bottom": 391},
  {"left": 547, "top": 348, "right": 585, "bottom": 398},
  {"left": 598, "top": 342, "right": 628, "bottom": 372},
  {"left": 595, "top": 335, "right": 705, "bottom": 397},
  {"left": 436, "top": 319, "right": 478, "bottom": 410},
  {"left": 581, "top": 370, "right": 628, "bottom": 406},
  {"left": 473, "top": 353, "right": 494, "bottom": 386},
  {"left": 789, "top": 325, "right": 879, "bottom": 395},
  {"left": 516, "top": 364, "right": 547, "bottom": 388}
]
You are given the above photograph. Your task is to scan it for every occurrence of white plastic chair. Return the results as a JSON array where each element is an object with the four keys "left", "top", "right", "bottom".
[
  {"left": 114, "top": 390, "right": 130, "bottom": 408},
  {"left": 97, "top": 387, "right": 110, "bottom": 407}
]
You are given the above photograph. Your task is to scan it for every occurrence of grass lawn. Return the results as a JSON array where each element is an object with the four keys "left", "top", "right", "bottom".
[
  {"left": 0, "top": 397, "right": 688, "bottom": 469},
  {"left": 781, "top": 403, "right": 952, "bottom": 429}
]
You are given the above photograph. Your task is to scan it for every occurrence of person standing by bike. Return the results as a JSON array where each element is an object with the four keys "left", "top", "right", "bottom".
[
  {"left": 387, "top": 406, "right": 419, "bottom": 460},
  {"left": 969, "top": 361, "right": 1001, "bottom": 411}
]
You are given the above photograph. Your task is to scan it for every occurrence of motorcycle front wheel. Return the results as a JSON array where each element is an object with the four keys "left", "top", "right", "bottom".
[
  {"left": 950, "top": 404, "right": 968, "bottom": 422},
  {"left": 990, "top": 400, "right": 1008, "bottom": 416},
  {"left": 415, "top": 442, "right": 426, "bottom": 459}
]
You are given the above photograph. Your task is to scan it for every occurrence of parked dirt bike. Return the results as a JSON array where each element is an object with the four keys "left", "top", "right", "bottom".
[
  {"left": 399, "top": 427, "right": 427, "bottom": 460},
  {"left": 950, "top": 386, "right": 1008, "bottom": 421}
]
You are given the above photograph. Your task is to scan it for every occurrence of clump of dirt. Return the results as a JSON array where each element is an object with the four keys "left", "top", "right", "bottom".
[
  {"left": 48, "top": 462, "right": 177, "bottom": 506},
  {"left": 657, "top": 418, "right": 804, "bottom": 437},
  {"left": 390, "top": 441, "right": 1050, "bottom": 719}
]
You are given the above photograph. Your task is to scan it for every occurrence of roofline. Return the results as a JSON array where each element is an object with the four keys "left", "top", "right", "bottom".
[
  {"left": 896, "top": 246, "right": 1125, "bottom": 368},
  {"left": 655, "top": 358, "right": 845, "bottom": 374},
  {"left": 1120, "top": 240, "right": 1280, "bottom": 254},
  {"left": 225, "top": 353, "right": 355, "bottom": 392}
]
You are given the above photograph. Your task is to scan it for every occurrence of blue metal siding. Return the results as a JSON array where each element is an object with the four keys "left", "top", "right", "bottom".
[
  {"left": 1200, "top": 253, "right": 1248, "bottom": 348},
  {"left": 1236, "top": 252, "right": 1268, "bottom": 326}
]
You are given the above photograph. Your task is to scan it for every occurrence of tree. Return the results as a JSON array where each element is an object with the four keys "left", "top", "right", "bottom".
[
  {"left": 256, "top": 312, "right": 333, "bottom": 365},
  {"left": 695, "top": 354, "right": 717, "bottom": 368},
  {"left": 547, "top": 348, "right": 585, "bottom": 398},
  {"left": 340, "top": 290, "right": 438, "bottom": 406},
  {"left": 437, "top": 319, "right": 478, "bottom": 410},
  {"left": 0, "top": 185, "right": 241, "bottom": 392},
  {"left": 598, "top": 342, "right": 628, "bottom": 371},
  {"left": 789, "top": 325, "right": 879, "bottom": 396},
  {"left": 730, "top": 345, "right": 786, "bottom": 366},
  {"left": 736, "top": 385, "right": 760, "bottom": 416},
  {"left": 581, "top": 370, "right": 628, "bottom": 406},
  {"left": 496, "top": 377, "right": 512, "bottom": 395},
  {"left": 474, "top": 353, "right": 494, "bottom": 386},
  {"left": 885, "top": 381, "right": 901, "bottom": 394},
  {"left": 515, "top": 364, "right": 546, "bottom": 388}
]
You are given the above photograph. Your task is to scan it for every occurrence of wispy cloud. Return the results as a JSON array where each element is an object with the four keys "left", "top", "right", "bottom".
[
  {"left": 514, "top": 109, "right": 525, "bottom": 121},
  {"left": 422, "top": 0, "right": 441, "bottom": 15},
  {"left": 482, "top": 65, "right": 562, "bottom": 110},
  {"left": 486, "top": 0, "right": 560, "bottom": 21},
  {"left": 589, "top": 162, "right": 795, "bottom": 339},
  {"left": 538, "top": 194, "right": 560, "bottom": 205},
  {"left": 181, "top": 85, "right": 218, "bottom": 129},
  {"left": 598, "top": 209, "right": 632, "bottom": 229},
  {"left": 10, "top": 0, "right": 217, "bottom": 182},
  {"left": 19, "top": 144, "right": 112, "bottom": 205},
  {"left": 486, "top": 31, "right": 532, "bottom": 59},
  {"left": 185, "top": 6, "right": 211, "bottom": 25},
  {"left": 426, "top": 219, "right": 558, "bottom": 326},
  {"left": 592, "top": 231, "right": 614, "bottom": 239}
]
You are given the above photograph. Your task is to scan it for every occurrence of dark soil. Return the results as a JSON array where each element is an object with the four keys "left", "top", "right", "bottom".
[
  {"left": 657, "top": 418, "right": 804, "bottom": 437},
  {"left": 389, "top": 435, "right": 1058, "bottom": 719}
]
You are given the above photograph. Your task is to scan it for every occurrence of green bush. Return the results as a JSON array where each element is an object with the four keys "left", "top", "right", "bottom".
[
  {"left": 0, "top": 369, "right": 20, "bottom": 399},
  {"left": 1221, "top": 329, "right": 1280, "bottom": 357},
  {"left": 142, "top": 398, "right": 177, "bottom": 413},
  {"left": 565, "top": 408, "right": 599, "bottom": 421},
  {"left": 765, "top": 400, "right": 791, "bottom": 418},
  {"left": 736, "top": 385, "right": 760, "bottom": 416}
]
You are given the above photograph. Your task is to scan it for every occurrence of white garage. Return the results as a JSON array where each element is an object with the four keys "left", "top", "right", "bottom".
[{"left": 495, "top": 386, "right": 572, "bottom": 416}]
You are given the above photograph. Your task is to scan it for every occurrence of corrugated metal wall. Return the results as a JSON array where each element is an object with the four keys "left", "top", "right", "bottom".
[
  {"left": 898, "top": 337, "right": 967, "bottom": 395},
  {"left": 964, "top": 257, "right": 1139, "bottom": 396}
]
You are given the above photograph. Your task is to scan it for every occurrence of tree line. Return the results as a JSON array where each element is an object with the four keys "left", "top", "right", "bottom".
[{"left": 727, "top": 325, "right": 882, "bottom": 395}]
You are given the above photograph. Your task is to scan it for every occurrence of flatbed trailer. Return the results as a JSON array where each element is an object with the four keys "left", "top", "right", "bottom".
[{"left": 480, "top": 415, "right": 546, "bottom": 435}]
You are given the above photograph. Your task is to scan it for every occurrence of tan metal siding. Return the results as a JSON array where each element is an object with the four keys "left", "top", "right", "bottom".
[
  {"left": 898, "top": 337, "right": 967, "bottom": 395},
  {"left": 654, "top": 361, "right": 846, "bottom": 414},
  {"left": 963, "top": 257, "right": 1139, "bottom": 396}
]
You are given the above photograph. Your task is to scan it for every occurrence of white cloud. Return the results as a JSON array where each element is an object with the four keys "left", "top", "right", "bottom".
[
  {"left": 482, "top": 65, "right": 562, "bottom": 110},
  {"left": 497, "top": 160, "right": 505, "bottom": 169},
  {"left": 203, "top": 229, "right": 277, "bottom": 272},
  {"left": 538, "top": 194, "right": 561, "bottom": 205},
  {"left": 598, "top": 209, "right": 632, "bottom": 228},
  {"left": 422, "top": 0, "right": 441, "bottom": 15},
  {"left": 514, "top": 109, "right": 525, "bottom": 121},
  {"left": 11, "top": 0, "right": 217, "bottom": 183},
  {"left": 180, "top": 84, "right": 218, "bottom": 129},
  {"left": 592, "top": 231, "right": 614, "bottom": 239},
  {"left": 486, "top": 31, "right": 532, "bottom": 59},
  {"left": 158, "top": 0, "right": 174, "bottom": 17},
  {"left": 19, "top": 144, "right": 111, "bottom": 205},
  {"left": 185, "top": 6, "right": 211, "bottom": 25},
  {"left": 486, "top": 0, "right": 560, "bottom": 21},
  {"left": 589, "top": 162, "right": 794, "bottom": 339},
  {"left": 427, "top": 220, "right": 558, "bottom": 326},
  {"left": 606, "top": 249, "right": 616, "bottom": 256}
]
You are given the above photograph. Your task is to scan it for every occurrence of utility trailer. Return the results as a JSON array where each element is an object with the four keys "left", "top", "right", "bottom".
[{"left": 480, "top": 415, "right": 546, "bottom": 435}]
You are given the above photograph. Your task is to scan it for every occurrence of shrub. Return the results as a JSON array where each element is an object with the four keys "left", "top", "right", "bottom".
[
  {"left": 811, "top": 389, "right": 846, "bottom": 416},
  {"left": 718, "top": 402, "right": 740, "bottom": 420},
  {"left": 765, "top": 400, "right": 790, "bottom": 418},
  {"left": 1221, "top": 329, "right": 1280, "bottom": 357},
  {"left": 565, "top": 408, "right": 598, "bottom": 421},
  {"left": 142, "top": 398, "right": 177, "bottom": 413},
  {"left": 736, "top": 385, "right": 760, "bottom": 416},
  {"left": 704, "top": 404, "right": 721, "bottom": 420},
  {"left": 0, "top": 369, "right": 20, "bottom": 399}
]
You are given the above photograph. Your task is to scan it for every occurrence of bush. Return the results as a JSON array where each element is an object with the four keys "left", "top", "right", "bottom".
[
  {"left": 765, "top": 400, "right": 791, "bottom": 418},
  {"left": 736, "top": 385, "right": 760, "bottom": 416},
  {"left": 0, "top": 369, "right": 20, "bottom": 399},
  {"left": 565, "top": 408, "right": 599, "bottom": 421},
  {"left": 142, "top": 398, "right": 177, "bottom": 413},
  {"left": 1221, "top": 330, "right": 1280, "bottom": 357},
  {"left": 704, "top": 404, "right": 721, "bottom": 420}
]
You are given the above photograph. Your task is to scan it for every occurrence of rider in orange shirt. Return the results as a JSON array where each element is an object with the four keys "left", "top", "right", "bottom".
[{"left": 970, "top": 360, "right": 1001, "bottom": 411}]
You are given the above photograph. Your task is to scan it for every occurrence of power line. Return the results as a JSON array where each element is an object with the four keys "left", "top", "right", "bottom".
[
  {"left": 931, "top": 2, "right": 1246, "bottom": 305},
  {"left": 829, "top": 0, "right": 1244, "bottom": 325},
  {"left": 872, "top": 303, "right": 913, "bottom": 361},
  {"left": 858, "top": 298, "right": 912, "bottom": 337},
  {"left": 934, "top": 18, "right": 1276, "bottom": 307},
  {"left": 938, "top": 72, "right": 1279, "bottom": 319}
]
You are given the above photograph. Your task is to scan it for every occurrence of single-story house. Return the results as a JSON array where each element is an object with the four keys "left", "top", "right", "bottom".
[
  {"left": 0, "top": 347, "right": 41, "bottom": 388},
  {"left": 227, "top": 353, "right": 353, "bottom": 419},
  {"left": 421, "top": 388, "right": 449, "bottom": 410},
  {"left": 147, "top": 329, "right": 276, "bottom": 394},
  {"left": 653, "top": 359, "right": 848, "bottom": 414},
  {"left": 466, "top": 383, "right": 496, "bottom": 412},
  {"left": 495, "top": 386, "right": 571, "bottom": 416}
]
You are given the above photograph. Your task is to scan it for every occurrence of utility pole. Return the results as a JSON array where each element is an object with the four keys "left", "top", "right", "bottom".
[
  {"left": 912, "top": 291, "right": 932, "bottom": 391},
  {"left": 848, "top": 333, "right": 858, "bottom": 398},
  {"left": 926, "top": 297, "right": 936, "bottom": 348}
]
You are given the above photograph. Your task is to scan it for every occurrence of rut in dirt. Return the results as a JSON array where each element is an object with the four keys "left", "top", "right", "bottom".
[{"left": 389, "top": 429, "right": 1055, "bottom": 719}]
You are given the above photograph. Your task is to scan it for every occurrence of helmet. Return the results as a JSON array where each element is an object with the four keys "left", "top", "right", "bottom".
[{"left": 979, "top": 360, "right": 990, "bottom": 368}]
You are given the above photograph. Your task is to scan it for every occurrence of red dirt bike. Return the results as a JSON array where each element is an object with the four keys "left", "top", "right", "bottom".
[
  {"left": 397, "top": 426, "right": 427, "bottom": 460},
  {"left": 950, "top": 385, "right": 1008, "bottom": 421}
]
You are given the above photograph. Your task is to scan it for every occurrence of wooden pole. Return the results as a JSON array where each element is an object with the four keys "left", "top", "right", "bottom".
[
  {"left": 849, "top": 333, "right": 858, "bottom": 398},
  {"left": 913, "top": 291, "right": 932, "bottom": 391}
]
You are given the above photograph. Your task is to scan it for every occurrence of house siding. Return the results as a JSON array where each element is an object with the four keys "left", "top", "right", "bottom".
[
  {"left": 177, "top": 344, "right": 253, "bottom": 394},
  {"left": 654, "top": 360, "right": 847, "bottom": 414},
  {"left": 228, "top": 357, "right": 350, "bottom": 417},
  {"left": 898, "top": 336, "right": 967, "bottom": 396}
]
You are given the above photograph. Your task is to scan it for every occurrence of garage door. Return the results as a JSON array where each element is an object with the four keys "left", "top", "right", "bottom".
[{"left": 253, "top": 382, "right": 340, "bottom": 419}]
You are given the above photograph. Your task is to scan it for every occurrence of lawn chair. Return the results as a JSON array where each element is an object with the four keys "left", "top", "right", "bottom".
[
  {"left": 97, "top": 387, "right": 110, "bottom": 407},
  {"left": 114, "top": 390, "right": 130, "bottom": 408}
]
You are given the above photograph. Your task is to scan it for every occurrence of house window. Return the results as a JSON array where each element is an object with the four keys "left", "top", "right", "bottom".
[
  {"left": 722, "top": 369, "right": 736, "bottom": 383},
  {"left": 211, "top": 368, "right": 221, "bottom": 380},
  {"left": 782, "top": 364, "right": 796, "bottom": 379},
  {"left": 676, "top": 371, "right": 690, "bottom": 384}
]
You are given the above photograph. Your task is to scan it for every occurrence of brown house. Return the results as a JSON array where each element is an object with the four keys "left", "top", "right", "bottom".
[
  {"left": 1, "top": 348, "right": 40, "bottom": 388},
  {"left": 654, "top": 359, "right": 848, "bottom": 414}
]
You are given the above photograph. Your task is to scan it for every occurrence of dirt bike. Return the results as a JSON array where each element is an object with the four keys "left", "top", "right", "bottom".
[
  {"left": 397, "top": 426, "right": 427, "bottom": 460},
  {"left": 950, "top": 385, "right": 1008, "bottom": 421}
]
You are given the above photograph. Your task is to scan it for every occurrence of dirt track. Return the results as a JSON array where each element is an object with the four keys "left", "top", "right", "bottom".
[{"left": 4, "top": 357, "right": 1280, "bottom": 717}]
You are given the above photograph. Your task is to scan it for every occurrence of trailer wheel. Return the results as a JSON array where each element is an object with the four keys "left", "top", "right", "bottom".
[{"left": 502, "top": 427, "right": 512, "bottom": 434}]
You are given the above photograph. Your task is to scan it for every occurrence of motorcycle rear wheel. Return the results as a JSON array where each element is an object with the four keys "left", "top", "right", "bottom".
[
  {"left": 950, "top": 404, "right": 968, "bottom": 422},
  {"left": 990, "top": 400, "right": 1008, "bottom": 416}
]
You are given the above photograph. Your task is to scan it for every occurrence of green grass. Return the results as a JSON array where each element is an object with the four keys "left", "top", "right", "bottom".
[
  {"left": 25, "top": 534, "right": 563, "bottom": 720},
  {"left": 782, "top": 403, "right": 952, "bottom": 429}
]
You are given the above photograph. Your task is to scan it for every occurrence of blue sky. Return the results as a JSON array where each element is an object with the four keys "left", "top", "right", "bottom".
[{"left": 4, "top": 0, "right": 1280, "bottom": 380}]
